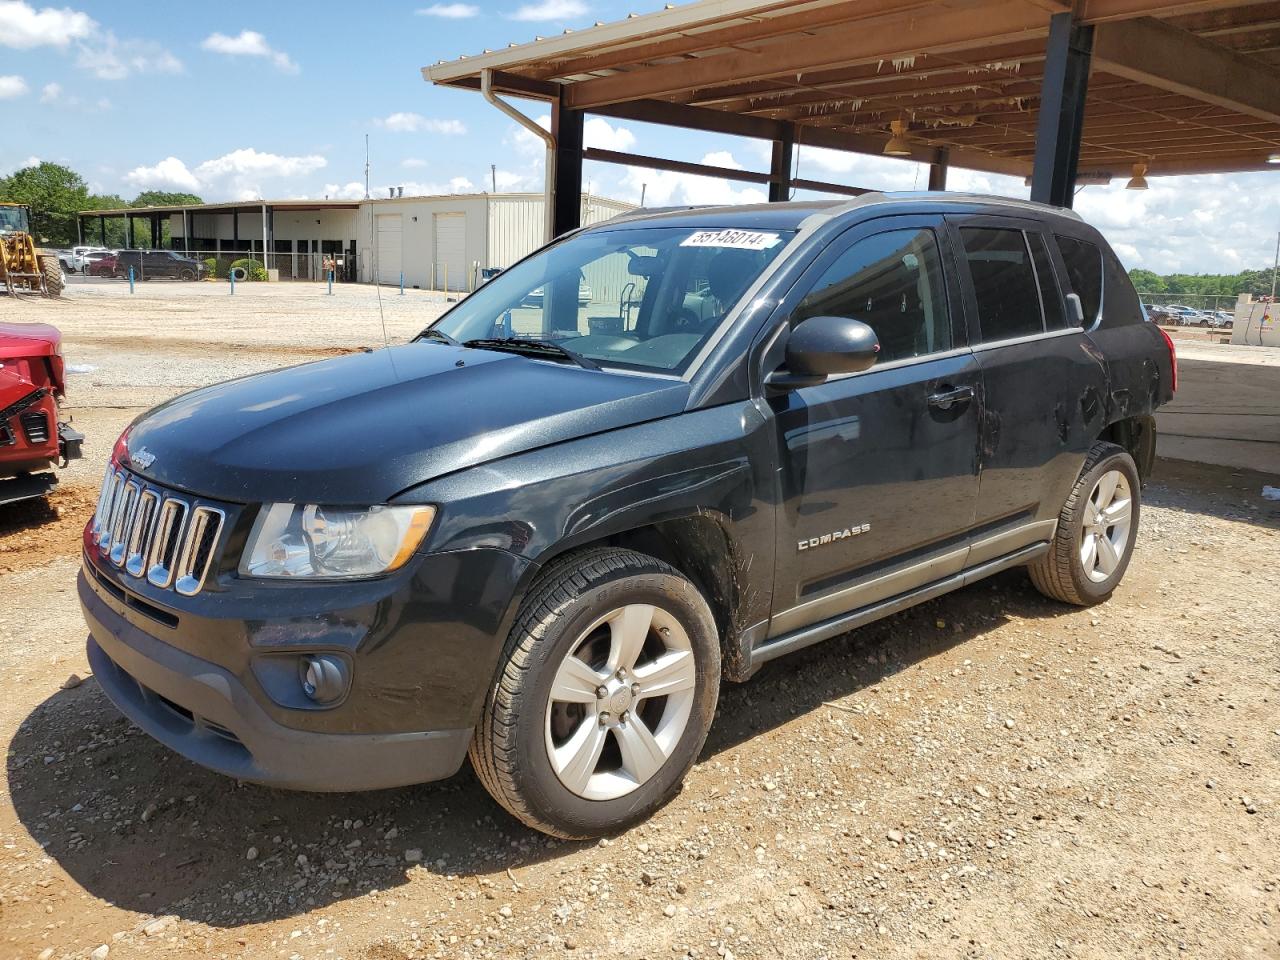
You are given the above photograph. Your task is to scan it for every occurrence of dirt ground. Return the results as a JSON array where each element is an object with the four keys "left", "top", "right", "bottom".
[{"left": 1, "top": 283, "right": 1278, "bottom": 960}]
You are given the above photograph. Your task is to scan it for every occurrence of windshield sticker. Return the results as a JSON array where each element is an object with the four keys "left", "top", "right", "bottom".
[{"left": 680, "top": 229, "right": 782, "bottom": 251}]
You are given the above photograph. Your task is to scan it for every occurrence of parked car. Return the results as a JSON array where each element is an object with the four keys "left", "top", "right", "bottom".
[
  {"left": 1160, "top": 304, "right": 1202, "bottom": 325},
  {"left": 79, "top": 194, "right": 1175, "bottom": 839},
  {"left": 1210, "top": 310, "right": 1234, "bottom": 328},
  {"left": 112, "top": 249, "right": 206, "bottom": 281},
  {"left": 1, "top": 322, "right": 84, "bottom": 505},
  {"left": 60, "top": 245, "right": 111, "bottom": 273},
  {"left": 90, "top": 254, "right": 118, "bottom": 278}
]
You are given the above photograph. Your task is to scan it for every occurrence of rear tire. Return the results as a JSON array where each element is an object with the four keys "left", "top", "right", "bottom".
[
  {"left": 470, "top": 547, "right": 721, "bottom": 839},
  {"left": 38, "top": 255, "right": 63, "bottom": 298},
  {"left": 1028, "top": 442, "right": 1140, "bottom": 606},
  {"left": 179, "top": 268, "right": 196, "bottom": 281}
]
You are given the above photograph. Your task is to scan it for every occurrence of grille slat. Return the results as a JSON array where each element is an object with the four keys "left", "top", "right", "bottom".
[{"left": 90, "top": 467, "right": 225, "bottom": 597}]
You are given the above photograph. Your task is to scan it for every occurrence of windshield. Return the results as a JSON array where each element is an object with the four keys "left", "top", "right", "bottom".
[
  {"left": 424, "top": 225, "right": 794, "bottom": 375},
  {"left": 0, "top": 206, "right": 28, "bottom": 234}
]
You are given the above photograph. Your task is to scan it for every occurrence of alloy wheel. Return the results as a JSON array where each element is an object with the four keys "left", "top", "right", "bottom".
[
  {"left": 1080, "top": 468, "right": 1133, "bottom": 583},
  {"left": 544, "top": 603, "right": 697, "bottom": 801}
]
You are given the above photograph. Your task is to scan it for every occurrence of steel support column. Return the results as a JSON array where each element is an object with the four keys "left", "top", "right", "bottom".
[
  {"left": 769, "top": 129, "right": 794, "bottom": 202},
  {"left": 125, "top": 216, "right": 133, "bottom": 249},
  {"left": 928, "top": 148, "right": 949, "bottom": 191},
  {"left": 99, "top": 216, "right": 106, "bottom": 246},
  {"left": 551, "top": 98, "right": 584, "bottom": 237},
  {"left": 76, "top": 217, "right": 83, "bottom": 245},
  {"left": 1030, "top": 12, "right": 1093, "bottom": 208}
]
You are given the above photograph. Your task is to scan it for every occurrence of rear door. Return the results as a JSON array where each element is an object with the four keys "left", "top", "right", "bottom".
[
  {"left": 766, "top": 215, "right": 983, "bottom": 638},
  {"left": 947, "top": 216, "right": 1108, "bottom": 556}
]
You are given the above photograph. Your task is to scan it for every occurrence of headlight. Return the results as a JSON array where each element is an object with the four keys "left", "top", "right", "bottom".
[{"left": 239, "top": 503, "right": 436, "bottom": 579}]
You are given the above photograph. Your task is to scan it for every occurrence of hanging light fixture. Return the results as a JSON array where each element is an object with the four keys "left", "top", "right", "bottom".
[
  {"left": 1267, "top": 152, "right": 1280, "bottom": 164},
  {"left": 884, "top": 119, "right": 912, "bottom": 157},
  {"left": 1125, "top": 162, "right": 1149, "bottom": 190}
]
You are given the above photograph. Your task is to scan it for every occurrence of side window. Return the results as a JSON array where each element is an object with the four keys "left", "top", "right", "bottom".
[
  {"left": 794, "top": 228, "right": 952, "bottom": 364},
  {"left": 960, "top": 227, "right": 1045, "bottom": 342},
  {"left": 1028, "top": 232, "right": 1067, "bottom": 330},
  {"left": 1100, "top": 246, "right": 1144, "bottom": 327},
  {"left": 1055, "top": 235, "right": 1103, "bottom": 326}
]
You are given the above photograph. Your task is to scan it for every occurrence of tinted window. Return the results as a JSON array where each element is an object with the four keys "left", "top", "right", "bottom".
[
  {"left": 960, "top": 227, "right": 1045, "bottom": 342},
  {"left": 1100, "top": 246, "right": 1144, "bottom": 327},
  {"left": 1028, "top": 232, "right": 1067, "bottom": 330},
  {"left": 794, "top": 228, "right": 951, "bottom": 364},
  {"left": 1055, "top": 235, "right": 1103, "bottom": 325}
]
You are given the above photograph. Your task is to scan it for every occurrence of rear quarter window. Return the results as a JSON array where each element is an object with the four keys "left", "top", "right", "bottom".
[
  {"left": 1054, "top": 235, "right": 1103, "bottom": 326},
  {"left": 1099, "top": 245, "right": 1144, "bottom": 328}
]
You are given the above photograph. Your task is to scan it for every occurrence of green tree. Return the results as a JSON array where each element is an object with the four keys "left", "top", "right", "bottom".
[
  {"left": 82, "top": 193, "right": 129, "bottom": 247},
  {"left": 0, "top": 162, "right": 89, "bottom": 245},
  {"left": 131, "top": 190, "right": 203, "bottom": 208}
]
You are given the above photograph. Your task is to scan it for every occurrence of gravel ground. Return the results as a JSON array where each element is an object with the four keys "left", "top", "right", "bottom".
[{"left": 1, "top": 284, "right": 1278, "bottom": 960}]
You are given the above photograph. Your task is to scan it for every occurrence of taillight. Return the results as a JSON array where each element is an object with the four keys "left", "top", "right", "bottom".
[{"left": 1155, "top": 325, "right": 1178, "bottom": 393}]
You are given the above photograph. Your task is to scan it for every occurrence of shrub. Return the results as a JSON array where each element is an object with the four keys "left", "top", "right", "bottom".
[
  {"left": 203, "top": 257, "right": 218, "bottom": 279},
  {"left": 229, "top": 257, "right": 268, "bottom": 282}
]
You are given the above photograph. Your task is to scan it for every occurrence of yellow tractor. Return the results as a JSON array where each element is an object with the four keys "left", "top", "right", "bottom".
[{"left": 0, "top": 202, "right": 64, "bottom": 298}]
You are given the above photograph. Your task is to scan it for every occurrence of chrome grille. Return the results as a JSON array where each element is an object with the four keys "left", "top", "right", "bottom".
[{"left": 91, "top": 467, "right": 225, "bottom": 597}]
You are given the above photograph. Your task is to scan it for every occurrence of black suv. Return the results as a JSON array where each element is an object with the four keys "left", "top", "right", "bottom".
[
  {"left": 113, "top": 249, "right": 206, "bottom": 281},
  {"left": 79, "top": 193, "right": 1175, "bottom": 838}
]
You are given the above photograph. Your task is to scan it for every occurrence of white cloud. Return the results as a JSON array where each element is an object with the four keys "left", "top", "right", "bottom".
[
  {"left": 121, "top": 148, "right": 328, "bottom": 200},
  {"left": 77, "top": 33, "right": 183, "bottom": 80},
  {"left": 38, "top": 80, "right": 59, "bottom": 101},
  {"left": 376, "top": 112, "right": 466, "bottom": 135},
  {"left": 401, "top": 158, "right": 428, "bottom": 169},
  {"left": 507, "top": 0, "right": 587, "bottom": 20},
  {"left": 201, "top": 30, "right": 298, "bottom": 73},
  {"left": 0, "top": 0, "right": 93, "bottom": 48},
  {"left": 124, "top": 156, "right": 201, "bottom": 192},
  {"left": 584, "top": 117, "right": 635, "bottom": 152},
  {"left": 0, "top": 74, "right": 28, "bottom": 98},
  {"left": 195, "top": 147, "right": 326, "bottom": 182},
  {"left": 323, "top": 181, "right": 367, "bottom": 200},
  {"left": 417, "top": 2, "right": 478, "bottom": 16},
  {"left": 620, "top": 150, "right": 767, "bottom": 208}
]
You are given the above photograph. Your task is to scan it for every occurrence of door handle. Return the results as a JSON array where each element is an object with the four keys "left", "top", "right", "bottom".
[{"left": 928, "top": 384, "right": 975, "bottom": 410}]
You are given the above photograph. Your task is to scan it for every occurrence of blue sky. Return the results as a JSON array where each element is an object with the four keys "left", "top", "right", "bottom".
[{"left": 2, "top": 0, "right": 1278, "bottom": 275}]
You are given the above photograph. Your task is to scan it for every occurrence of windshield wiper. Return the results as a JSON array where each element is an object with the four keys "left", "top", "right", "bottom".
[
  {"left": 463, "top": 338, "right": 600, "bottom": 371},
  {"left": 417, "top": 328, "right": 459, "bottom": 346}
]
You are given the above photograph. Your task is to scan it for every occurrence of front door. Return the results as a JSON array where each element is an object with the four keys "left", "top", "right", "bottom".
[{"left": 766, "top": 217, "right": 983, "bottom": 638}]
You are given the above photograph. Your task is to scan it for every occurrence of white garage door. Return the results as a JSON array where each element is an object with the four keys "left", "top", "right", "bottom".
[
  {"left": 433, "top": 213, "right": 467, "bottom": 291},
  {"left": 376, "top": 214, "right": 402, "bottom": 285}
]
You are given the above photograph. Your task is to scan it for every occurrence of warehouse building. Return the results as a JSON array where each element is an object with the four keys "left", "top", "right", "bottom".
[{"left": 76, "top": 192, "right": 633, "bottom": 290}]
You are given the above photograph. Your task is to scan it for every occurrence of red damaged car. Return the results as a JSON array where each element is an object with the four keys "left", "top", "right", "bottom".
[{"left": 1, "top": 322, "right": 83, "bottom": 506}]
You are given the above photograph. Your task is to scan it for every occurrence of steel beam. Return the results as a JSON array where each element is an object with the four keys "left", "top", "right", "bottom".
[
  {"left": 769, "top": 130, "right": 795, "bottom": 202},
  {"left": 928, "top": 149, "right": 950, "bottom": 190},
  {"left": 552, "top": 98, "right": 584, "bottom": 236},
  {"left": 1030, "top": 13, "right": 1094, "bottom": 207}
]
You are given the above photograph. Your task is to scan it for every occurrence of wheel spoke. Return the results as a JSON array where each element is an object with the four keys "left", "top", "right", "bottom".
[
  {"left": 606, "top": 604, "right": 654, "bottom": 673},
  {"left": 552, "top": 717, "right": 608, "bottom": 795},
  {"left": 1096, "top": 533, "right": 1121, "bottom": 574},
  {"left": 1101, "top": 497, "right": 1131, "bottom": 526},
  {"left": 633, "top": 649, "right": 696, "bottom": 700},
  {"left": 615, "top": 713, "right": 668, "bottom": 785},
  {"left": 550, "top": 656, "right": 606, "bottom": 704},
  {"left": 1094, "top": 471, "right": 1120, "bottom": 509},
  {"left": 1080, "top": 532, "right": 1098, "bottom": 573}
]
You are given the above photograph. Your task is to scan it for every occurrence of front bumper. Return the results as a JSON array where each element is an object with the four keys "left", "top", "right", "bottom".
[{"left": 80, "top": 569, "right": 473, "bottom": 791}]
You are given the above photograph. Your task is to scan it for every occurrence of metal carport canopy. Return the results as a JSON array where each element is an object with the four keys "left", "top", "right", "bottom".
[{"left": 424, "top": 0, "right": 1280, "bottom": 233}]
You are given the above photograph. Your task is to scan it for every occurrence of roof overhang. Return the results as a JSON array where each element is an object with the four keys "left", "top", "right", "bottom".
[{"left": 425, "top": 0, "right": 1280, "bottom": 178}]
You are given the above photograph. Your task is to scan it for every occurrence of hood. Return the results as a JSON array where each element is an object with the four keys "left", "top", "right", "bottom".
[
  {"left": 121, "top": 343, "right": 689, "bottom": 503},
  {"left": 0, "top": 322, "right": 62, "bottom": 357}
]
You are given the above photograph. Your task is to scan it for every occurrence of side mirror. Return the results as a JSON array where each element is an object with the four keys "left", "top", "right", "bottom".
[{"left": 767, "top": 315, "right": 880, "bottom": 389}]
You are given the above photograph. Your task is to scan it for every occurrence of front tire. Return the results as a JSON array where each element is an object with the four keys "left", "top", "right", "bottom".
[
  {"left": 470, "top": 547, "right": 721, "bottom": 839},
  {"left": 38, "top": 254, "right": 64, "bottom": 297},
  {"left": 1028, "top": 442, "right": 1140, "bottom": 605}
]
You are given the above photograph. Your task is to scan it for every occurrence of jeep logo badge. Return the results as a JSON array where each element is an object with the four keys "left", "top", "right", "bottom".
[{"left": 131, "top": 446, "right": 156, "bottom": 469}]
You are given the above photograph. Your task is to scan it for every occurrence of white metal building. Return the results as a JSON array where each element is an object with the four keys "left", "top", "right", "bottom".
[{"left": 78, "top": 193, "right": 634, "bottom": 290}]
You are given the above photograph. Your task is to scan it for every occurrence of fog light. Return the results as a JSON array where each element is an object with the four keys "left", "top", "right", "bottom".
[{"left": 301, "top": 654, "right": 348, "bottom": 704}]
